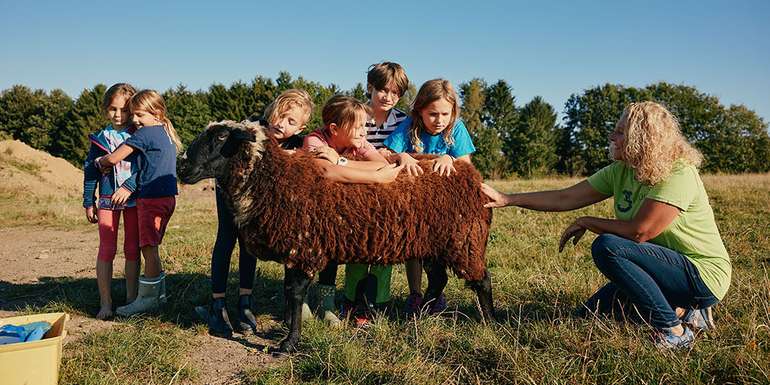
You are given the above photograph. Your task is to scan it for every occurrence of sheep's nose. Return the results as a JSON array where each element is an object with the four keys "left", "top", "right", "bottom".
[{"left": 179, "top": 151, "right": 188, "bottom": 160}]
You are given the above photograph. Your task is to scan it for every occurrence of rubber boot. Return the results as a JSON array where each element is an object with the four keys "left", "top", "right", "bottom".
[
  {"left": 238, "top": 294, "right": 258, "bottom": 335},
  {"left": 116, "top": 272, "right": 165, "bottom": 316},
  {"left": 317, "top": 284, "right": 341, "bottom": 326},
  {"left": 209, "top": 297, "right": 234, "bottom": 338}
]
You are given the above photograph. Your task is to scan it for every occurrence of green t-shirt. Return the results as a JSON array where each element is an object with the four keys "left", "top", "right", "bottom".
[{"left": 587, "top": 161, "right": 731, "bottom": 300}]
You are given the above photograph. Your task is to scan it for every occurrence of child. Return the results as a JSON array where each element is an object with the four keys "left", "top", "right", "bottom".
[
  {"left": 384, "top": 78, "right": 476, "bottom": 317},
  {"left": 341, "top": 62, "right": 411, "bottom": 325},
  {"left": 206, "top": 89, "right": 314, "bottom": 338},
  {"left": 303, "top": 95, "right": 403, "bottom": 326},
  {"left": 96, "top": 89, "right": 183, "bottom": 316},
  {"left": 83, "top": 83, "right": 140, "bottom": 320}
]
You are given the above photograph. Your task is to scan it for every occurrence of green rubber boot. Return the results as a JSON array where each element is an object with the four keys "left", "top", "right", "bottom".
[{"left": 317, "top": 284, "right": 341, "bottom": 326}]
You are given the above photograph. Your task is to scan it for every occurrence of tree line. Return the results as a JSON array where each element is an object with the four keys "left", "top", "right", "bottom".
[{"left": 1, "top": 71, "right": 768, "bottom": 178}]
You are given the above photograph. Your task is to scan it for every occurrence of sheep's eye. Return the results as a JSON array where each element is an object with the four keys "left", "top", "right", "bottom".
[{"left": 216, "top": 133, "right": 229, "bottom": 141}]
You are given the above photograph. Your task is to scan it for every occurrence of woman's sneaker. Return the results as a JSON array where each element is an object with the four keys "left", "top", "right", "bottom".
[
  {"left": 682, "top": 307, "right": 715, "bottom": 332},
  {"left": 654, "top": 326, "right": 695, "bottom": 349}
]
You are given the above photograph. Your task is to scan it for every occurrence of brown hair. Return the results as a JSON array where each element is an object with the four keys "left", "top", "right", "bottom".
[
  {"left": 263, "top": 88, "right": 314, "bottom": 127},
  {"left": 128, "top": 90, "right": 183, "bottom": 153},
  {"left": 367, "top": 62, "right": 409, "bottom": 98},
  {"left": 617, "top": 101, "right": 703, "bottom": 185},
  {"left": 321, "top": 95, "right": 372, "bottom": 134},
  {"left": 409, "top": 79, "right": 460, "bottom": 153},
  {"left": 101, "top": 83, "right": 136, "bottom": 116}
]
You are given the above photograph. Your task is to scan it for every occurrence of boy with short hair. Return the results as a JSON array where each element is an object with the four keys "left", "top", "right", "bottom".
[{"left": 342, "top": 62, "right": 410, "bottom": 325}]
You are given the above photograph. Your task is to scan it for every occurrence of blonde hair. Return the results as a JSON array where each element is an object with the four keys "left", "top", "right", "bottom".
[
  {"left": 101, "top": 83, "right": 136, "bottom": 116},
  {"left": 128, "top": 90, "right": 183, "bottom": 153},
  {"left": 367, "top": 62, "right": 409, "bottom": 97},
  {"left": 409, "top": 79, "right": 459, "bottom": 153},
  {"left": 618, "top": 101, "right": 703, "bottom": 185},
  {"left": 263, "top": 88, "right": 314, "bottom": 127},
  {"left": 322, "top": 95, "right": 371, "bottom": 134}
]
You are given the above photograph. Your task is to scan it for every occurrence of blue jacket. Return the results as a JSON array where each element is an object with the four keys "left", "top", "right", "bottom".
[{"left": 82, "top": 127, "right": 138, "bottom": 208}]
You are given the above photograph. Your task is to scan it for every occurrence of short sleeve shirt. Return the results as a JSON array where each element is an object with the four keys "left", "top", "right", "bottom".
[
  {"left": 302, "top": 128, "right": 378, "bottom": 160},
  {"left": 366, "top": 108, "right": 408, "bottom": 149},
  {"left": 384, "top": 118, "right": 476, "bottom": 157},
  {"left": 587, "top": 161, "right": 731, "bottom": 299},
  {"left": 124, "top": 125, "right": 178, "bottom": 198}
]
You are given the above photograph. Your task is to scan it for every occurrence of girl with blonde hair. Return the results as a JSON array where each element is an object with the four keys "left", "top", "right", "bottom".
[
  {"left": 482, "top": 101, "right": 731, "bottom": 349},
  {"left": 96, "top": 89, "right": 182, "bottom": 316}
]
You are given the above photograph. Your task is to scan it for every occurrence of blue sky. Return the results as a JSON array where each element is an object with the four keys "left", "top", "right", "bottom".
[{"left": 1, "top": 0, "right": 769, "bottom": 124}]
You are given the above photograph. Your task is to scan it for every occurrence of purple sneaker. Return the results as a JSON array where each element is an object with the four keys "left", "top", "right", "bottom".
[
  {"left": 426, "top": 293, "right": 447, "bottom": 315},
  {"left": 403, "top": 292, "right": 423, "bottom": 318}
]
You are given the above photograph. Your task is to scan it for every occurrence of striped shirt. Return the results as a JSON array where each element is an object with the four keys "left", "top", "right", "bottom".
[{"left": 366, "top": 108, "right": 408, "bottom": 149}]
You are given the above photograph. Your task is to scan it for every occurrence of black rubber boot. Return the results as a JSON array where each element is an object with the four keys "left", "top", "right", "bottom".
[
  {"left": 238, "top": 294, "right": 258, "bottom": 335},
  {"left": 209, "top": 297, "right": 234, "bottom": 338}
]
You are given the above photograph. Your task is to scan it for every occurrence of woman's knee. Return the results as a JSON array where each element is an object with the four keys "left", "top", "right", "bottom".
[{"left": 591, "top": 234, "right": 627, "bottom": 266}]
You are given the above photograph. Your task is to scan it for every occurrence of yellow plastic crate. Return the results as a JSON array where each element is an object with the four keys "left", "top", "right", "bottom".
[{"left": 0, "top": 312, "right": 69, "bottom": 385}]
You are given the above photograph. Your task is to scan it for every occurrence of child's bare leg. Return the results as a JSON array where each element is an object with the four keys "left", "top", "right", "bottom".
[
  {"left": 96, "top": 260, "right": 114, "bottom": 320},
  {"left": 141, "top": 245, "right": 162, "bottom": 278},
  {"left": 125, "top": 259, "right": 140, "bottom": 302},
  {"left": 406, "top": 259, "right": 422, "bottom": 294}
]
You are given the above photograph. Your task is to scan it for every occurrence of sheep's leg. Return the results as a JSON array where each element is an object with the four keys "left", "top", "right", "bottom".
[
  {"left": 467, "top": 269, "right": 494, "bottom": 323},
  {"left": 424, "top": 260, "right": 448, "bottom": 308},
  {"left": 279, "top": 266, "right": 311, "bottom": 353}
]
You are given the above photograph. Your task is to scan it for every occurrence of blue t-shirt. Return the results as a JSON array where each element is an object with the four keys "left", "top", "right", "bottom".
[
  {"left": 384, "top": 117, "right": 476, "bottom": 157},
  {"left": 124, "top": 125, "right": 178, "bottom": 198}
]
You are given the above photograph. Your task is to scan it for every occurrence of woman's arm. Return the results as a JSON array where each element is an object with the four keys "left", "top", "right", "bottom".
[
  {"left": 559, "top": 199, "right": 680, "bottom": 251},
  {"left": 482, "top": 180, "right": 610, "bottom": 212}
]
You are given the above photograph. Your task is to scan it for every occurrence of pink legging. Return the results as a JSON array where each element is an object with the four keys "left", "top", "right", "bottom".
[{"left": 97, "top": 206, "right": 140, "bottom": 262}]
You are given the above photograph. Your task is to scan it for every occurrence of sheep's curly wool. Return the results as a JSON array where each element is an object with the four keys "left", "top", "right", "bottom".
[{"left": 218, "top": 122, "right": 492, "bottom": 281}]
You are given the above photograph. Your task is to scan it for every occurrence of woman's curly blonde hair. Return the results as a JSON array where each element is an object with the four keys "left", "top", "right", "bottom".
[{"left": 618, "top": 101, "right": 703, "bottom": 185}]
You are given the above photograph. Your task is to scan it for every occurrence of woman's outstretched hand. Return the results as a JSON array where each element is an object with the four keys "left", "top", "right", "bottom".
[
  {"left": 559, "top": 220, "right": 587, "bottom": 252},
  {"left": 481, "top": 183, "right": 509, "bottom": 208}
]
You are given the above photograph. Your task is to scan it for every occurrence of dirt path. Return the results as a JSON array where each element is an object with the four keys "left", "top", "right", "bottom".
[
  {"left": 0, "top": 227, "right": 107, "bottom": 283},
  {"left": 0, "top": 226, "right": 279, "bottom": 384}
]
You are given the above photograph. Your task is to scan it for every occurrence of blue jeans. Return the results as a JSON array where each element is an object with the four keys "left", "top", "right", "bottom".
[{"left": 585, "top": 234, "right": 718, "bottom": 329}]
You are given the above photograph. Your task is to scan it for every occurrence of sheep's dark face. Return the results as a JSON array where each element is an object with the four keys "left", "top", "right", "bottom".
[{"left": 177, "top": 122, "right": 257, "bottom": 184}]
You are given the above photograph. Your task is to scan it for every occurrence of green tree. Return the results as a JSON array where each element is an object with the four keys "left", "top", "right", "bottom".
[
  {"left": 164, "top": 85, "right": 212, "bottom": 146},
  {"left": 509, "top": 97, "right": 559, "bottom": 177},
  {"left": 348, "top": 83, "right": 367, "bottom": 103},
  {"left": 395, "top": 82, "right": 417, "bottom": 113},
  {"left": 50, "top": 85, "right": 106, "bottom": 165},
  {"left": 460, "top": 79, "right": 508, "bottom": 178},
  {"left": 483, "top": 80, "right": 518, "bottom": 177},
  {"left": 0, "top": 86, "right": 72, "bottom": 151}
]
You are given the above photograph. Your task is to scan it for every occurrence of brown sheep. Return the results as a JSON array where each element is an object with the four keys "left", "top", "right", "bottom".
[{"left": 177, "top": 120, "right": 494, "bottom": 352}]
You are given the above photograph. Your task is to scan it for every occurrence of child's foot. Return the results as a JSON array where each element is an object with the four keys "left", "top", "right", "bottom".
[
  {"left": 96, "top": 305, "right": 113, "bottom": 320},
  {"left": 681, "top": 307, "right": 715, "bottom": 332},
  {"left": 426, "top": 293, "right": 447, "bottom": 315},
  {"left": 654, "top": 325, "right": 695, "bottom": 349},
  {"left": 403, "top": 292, "right": 423, "bottom": 318},
  {"left": 238, "top": 295, "right": 258, "bottom": 335}
]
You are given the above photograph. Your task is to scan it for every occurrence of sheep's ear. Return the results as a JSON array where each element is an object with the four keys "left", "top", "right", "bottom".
[{"left": 220, "top": 129, "right": 256, "bottom": 158}]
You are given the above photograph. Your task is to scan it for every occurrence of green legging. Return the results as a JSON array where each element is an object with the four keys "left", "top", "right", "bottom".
[{"left": 344, "top": 264, "right": 392, "bottom": 304}]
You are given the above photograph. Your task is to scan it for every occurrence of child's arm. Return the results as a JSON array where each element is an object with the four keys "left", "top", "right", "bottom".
[
  {"left": 111, "top": 169, "right": 138, "bottom": 206},
  {"left": 96, "top": 144, "right": 135, "bottom": 172},
  {"left": 83, "top": 143, "right": 101, "bottom": 223},
  {"left": 312, "top": 159, "right": 403, "bottom": 184}
]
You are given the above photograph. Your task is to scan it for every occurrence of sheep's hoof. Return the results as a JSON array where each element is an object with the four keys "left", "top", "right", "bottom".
[{"left": 278, "top": 337, "right": 299, "bottom": 353}]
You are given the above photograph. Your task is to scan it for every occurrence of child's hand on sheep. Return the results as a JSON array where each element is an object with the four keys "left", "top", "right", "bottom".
[
  {"left": 432, "top": 155, "right": 457, "bottom": 176},
  {"left": 395, "top": 153, "right": 423, "bottom": 176},
  {"left": 311, "top": 145, "right": 340, "bottom": 164},
  {"left": 374, "top": 163, "right": 405, "bottom": 183}
]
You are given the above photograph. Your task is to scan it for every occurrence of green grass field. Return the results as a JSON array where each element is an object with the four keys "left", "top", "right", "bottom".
[{"left": 2, "top": 174, "right": 769, "bottom": 384}]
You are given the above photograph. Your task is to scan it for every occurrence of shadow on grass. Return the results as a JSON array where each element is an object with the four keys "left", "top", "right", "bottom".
[{"left": 0, "top": 270, "right": 288, "bottom": 340}]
